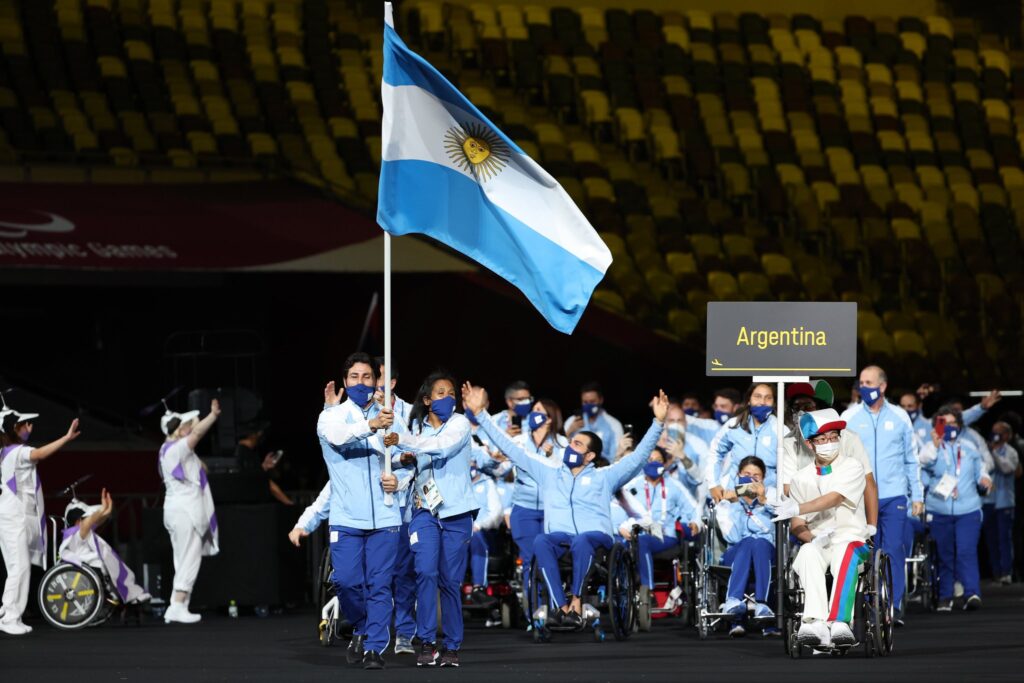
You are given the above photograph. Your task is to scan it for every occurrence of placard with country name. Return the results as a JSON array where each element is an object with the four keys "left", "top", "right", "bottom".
[{"left": 705, "top": 302, "right": 857, "bottom": 377}]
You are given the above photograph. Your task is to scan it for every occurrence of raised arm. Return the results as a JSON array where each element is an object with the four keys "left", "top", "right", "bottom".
[
  {"left": 462, "top": 383, "right": 543, "bottom": 480},
  {"left": 78, "top": 488, "right": 113, "bottom": 539},
  {"left": 29, "top": 419, "right": 81, "bottom": 462},
  {"left": 186, "top": 400, "right": 221, "bottom": 452},
  {"left": 317, "top": 382, "right": 393, "bottom": 447},
  {"left": 605, "top": 390, "right": 668, "bottom": 491}
]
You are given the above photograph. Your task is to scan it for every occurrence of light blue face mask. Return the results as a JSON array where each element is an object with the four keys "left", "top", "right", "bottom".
[{"left": 430, "top": 396, "right": 456, "bottom": 422}]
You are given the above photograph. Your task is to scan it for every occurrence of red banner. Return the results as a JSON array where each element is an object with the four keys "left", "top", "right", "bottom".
[{"left": 0, "top": 182, "right": 386, "bottom": 270}]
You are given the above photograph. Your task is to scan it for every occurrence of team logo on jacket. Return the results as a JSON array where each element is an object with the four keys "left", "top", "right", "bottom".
[{"left": 444, "top": 122, "right": 509, "bottom": 181}]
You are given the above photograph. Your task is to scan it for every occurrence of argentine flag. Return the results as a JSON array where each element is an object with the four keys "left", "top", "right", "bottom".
[{"left": 377, "top": 3, "right": 612, "bottom": 334}]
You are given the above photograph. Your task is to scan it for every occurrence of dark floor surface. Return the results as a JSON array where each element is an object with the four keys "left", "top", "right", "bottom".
[{"left": 5, "top": 584, "right": 1023, "bottom": 682}]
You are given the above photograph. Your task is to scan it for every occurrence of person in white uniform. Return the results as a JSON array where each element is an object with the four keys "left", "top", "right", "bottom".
[
  {"left": 773, "top": 409, "right": 871, "bottom": 649},
  {"left": 59, "top": 489, "right": 151, "bottom": 605},
  {"left": 159, "top": 400, "right": 221, "bottom": 624},
  {"left": 0, "top": 408, "right": 80, "bottom": 635}
]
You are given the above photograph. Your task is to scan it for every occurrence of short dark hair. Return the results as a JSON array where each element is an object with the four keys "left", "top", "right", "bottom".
[
  {"left": 737, "top": 455, "right": 766, "bottom": 477},
  {"left": 504, "top": 380, "right": 530, "bottom": 400},
  {"left": 66, "top": 508, "right": 86, "bottom": 527},
  {"left": 342, "top": 352, "right": 378, "bottom": 382},
  {"left": 579, "top": 430, "right": 603, "bottom": 457},
  {"left": 374, "top": 356, "right": 398, "bottom": 381},
  {"left": 714, "top": 388, "right": 742, "bottom": 404},
  {"left": 933, "top": 403, "right": 963, "bottom": 429},
  {"left": 580, "top": 381, "right": 603, "bottom": 397},
  {"left": 682, "top": 392, "right": 702, "bottom": 402},
  {"left": 164, "top": 417, "right": 182, "bottom": 435}
]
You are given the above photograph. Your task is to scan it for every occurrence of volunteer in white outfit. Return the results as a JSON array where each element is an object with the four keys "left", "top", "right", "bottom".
[
  {"left": 160, "top": 400, "right": 221, "bottom": 624},
  {"left": 774, "top": 409, "right": 871, "bottom": 649},
  {"left": 0, "top": 409, "right": 80, "bottom": 635},
  {"left": 59, "top": 489, "right": 150, "bottom": 605}
]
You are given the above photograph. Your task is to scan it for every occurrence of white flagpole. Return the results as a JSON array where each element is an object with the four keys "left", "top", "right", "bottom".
[
  {"left": 383, "top": 231, "right": 394, "bottom": 506},
  {"left": 382, "top": 1, "right": 395, "bottom": 506}
]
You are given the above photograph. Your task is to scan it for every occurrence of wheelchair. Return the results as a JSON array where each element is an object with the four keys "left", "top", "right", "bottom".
[
  {"left": 630, "top": 523, "right": 694, "bottom": 631},
  {"left": 693, "top": 502, "right": 776, "bottom": 639},
  {"left": 904, "top": 528, "right": 938, "bottom": 613},
  {"left": 36, "top": 515, "right": 138, "bottom": 630},
  {"left": 461, "top": 527, "right": 520, "bottom": 629},
  {"left": 526, "top": 540, "right": 637, "bottom": 642},
  {"left": 779, "top": 527, "right": 895, "bottom": 658},
  {"left": 315, "top": 545, "right": 353, "bottom": 646}
]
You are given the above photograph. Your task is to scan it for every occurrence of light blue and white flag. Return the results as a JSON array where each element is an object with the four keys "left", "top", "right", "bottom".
[{"left": 377, "top": 3, "right": 612, "bottom": 334}]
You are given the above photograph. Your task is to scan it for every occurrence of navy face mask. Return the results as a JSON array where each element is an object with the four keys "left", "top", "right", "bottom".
[
  {"left": 859, "top": 386, "right": 882, "bottom": 406},
  {"left": 714, "top": 409, "right": 731, "bottom": 424},
  {"left": 563, "top": 445, "right": 585, "bottom": 468},
  {"left": 527, "top": 411, "right": 548, "bottom": 431},
  {"left": 346, "top": 383, "right": 374, "bottom": 407},
  {"left": 906, "top": 409, "right": 920, "bottom": 422},
  {"left": 942, "top": 423, "right": 959, "bottom": 442},
  {"left": 430, "top": 396, "right": 456, "bottom": 422},
  {"left": 750, "top": 405, "right": 773, "bottom": 422},
  {"left": 643, "top": 462, "right": 665, "bottom": 479},
  {"left": 683, "top": 408, "right": 699, "bottom": 417},
  {"left": 582, "top": 403, "right": 600, "bottom": 419},
  {"left": 513, "top": 400, "right": 532, "bottom": 418}
]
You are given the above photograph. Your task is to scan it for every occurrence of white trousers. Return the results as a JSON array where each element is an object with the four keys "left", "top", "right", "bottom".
[
  {"left": 0, "top": 515, "right": 30, "bottom": 623},
  {"left": 793, "top": 540, "right": 866, "bottom": 624},
  {"left": 164, "top": 509, "right": 203, "bottom": 595}
]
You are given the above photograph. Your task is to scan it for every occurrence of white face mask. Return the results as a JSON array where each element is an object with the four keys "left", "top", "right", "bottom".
[{"left": 814, "top": 441, "right": 840, "bottom": 461}]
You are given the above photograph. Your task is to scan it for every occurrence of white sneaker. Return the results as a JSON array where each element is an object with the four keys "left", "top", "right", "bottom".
[
  {"left": 0, "top": 620, "right": 29, "bottom": 636},
  {"left": 830, "top": 621, "right": 855, "bottom": 646},
  {"left": 796, "top": 620, "right": 831, "bottom": 648},
  {"left": 164, "top": 602, "right": 201, "bottom": 624},
  {"left": 1000, "top": 575, "right": 1012, "bottom": 586},
  {"left": 953, "top": 581, "right": 964, "bottom": 598}
]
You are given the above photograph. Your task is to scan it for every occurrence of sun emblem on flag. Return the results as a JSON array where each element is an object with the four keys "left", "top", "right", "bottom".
[{"left": 444, "top": 122, "right": 510, "bottom": 181}]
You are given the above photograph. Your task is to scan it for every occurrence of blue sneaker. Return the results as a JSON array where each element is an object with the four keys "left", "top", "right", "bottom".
[
  {"left": 721, "top": 598, "right": 745, "bottom": 617},
  {"left": 753, "top": 602, "right": 775, "bottom": 620}
]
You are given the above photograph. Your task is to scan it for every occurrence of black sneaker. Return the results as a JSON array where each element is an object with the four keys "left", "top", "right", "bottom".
[
  {"left": 964, "top": 595, "right": 982, "bottom": 611},
  {"left": 362, "top": 651, "right": 385, "bottom": 670},
  {"left": 417, "top": 642, "right": 439, "bottom": 667},
  {"left": 470, "top": 586, "right": 497, "bottom": 607},
  {"left": 346, "top": 634, "right": 366, "bottom": 665},
  {"left": 439, "top": 650, "right": 460, "bottom": 667}
]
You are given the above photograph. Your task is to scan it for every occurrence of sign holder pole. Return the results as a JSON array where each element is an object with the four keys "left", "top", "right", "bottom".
[{"left": 753, "top": 374, "right": 807, "bottom": 637}]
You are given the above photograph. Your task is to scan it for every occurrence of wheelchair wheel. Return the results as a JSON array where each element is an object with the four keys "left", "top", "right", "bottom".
[
  {"left": 606, "top": 544, "right": 636, "bottom": 641},
  {"left": 316, "top": 546, "right": 333, "bottom": 607},
  {"left": 38, "top": 563, "right": 105, "bottom": 630},
  {"left": 873, "top": 550, "right": 895, "bottom": 656},
  {"left": 637, "top": 585, "right": 652, "bottom": 632}
]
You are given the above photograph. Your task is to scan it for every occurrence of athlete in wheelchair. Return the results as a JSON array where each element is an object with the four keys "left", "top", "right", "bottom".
[
  {"left": 691, "top": 455, "right": 778, "bottom": 638},
  {"left": 771, "top": 409, "right": 894, "bottom": 657},
  {"left": 616, "top": 449, "right": 701, "bottom": 631},
  {"left": 467, "top": 383, "right": 668, "bottom": 641},
  {"left": 38, "top": 488, "right": 150, "bottom": 630}
]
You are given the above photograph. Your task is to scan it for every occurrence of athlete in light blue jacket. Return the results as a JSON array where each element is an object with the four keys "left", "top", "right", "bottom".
[
  {"left": 918, "top": 406, "right": 992, "bottom": 611},
  {"left": 708, "top": 383, "right": 780, "bottom": 501},
  {"left": 316, "top": 353, "right": 400, "bottom": 668},
  {"left": 466, "top": 382, "right": 667, "bottom": 627},
  {"left": 840, "top": 365, "right": 923, "bottom": 616},
  {"left": 394, "top": 372, "right": 477, "bottom": 667}
]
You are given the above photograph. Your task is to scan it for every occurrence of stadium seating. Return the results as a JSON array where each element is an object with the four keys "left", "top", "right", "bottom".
[{"left": 0, "top": 1, "right": 1020, "bottom": 386}]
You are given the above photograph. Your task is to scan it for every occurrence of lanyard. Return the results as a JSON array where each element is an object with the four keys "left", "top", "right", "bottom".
[
  {"left": 644, "top": 480, "right": 667, "bottom": 520},
  {"left": 741, "top": 499, "right": 770, "bottom": 532}
]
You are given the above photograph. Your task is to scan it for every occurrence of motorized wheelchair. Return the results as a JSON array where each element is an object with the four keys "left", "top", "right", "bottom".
[
  {"left": 778, "top": 522, "right": 895, "bottom": 658},
  {"left": 526, "top": 539, "right": 636, "bottom": 642},
  {"left": 693, "top": 501, "right": 776, "bottom": 638}
]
